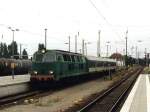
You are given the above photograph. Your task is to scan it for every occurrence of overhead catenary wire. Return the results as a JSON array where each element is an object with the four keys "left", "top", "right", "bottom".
[
  {"left": 0, "top": 23, "right": 67, "bottom": 42},
  {"left": 88, "top": 0, "right": 125, "bottom": 41}
]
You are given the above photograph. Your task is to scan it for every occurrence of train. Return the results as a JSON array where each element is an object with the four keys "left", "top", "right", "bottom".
[
  {"left": 0, "top": 58, "right": 31, "bottom": 76},
  {"left": 30, "top": 49, "right": 117, "bottom": 82}
]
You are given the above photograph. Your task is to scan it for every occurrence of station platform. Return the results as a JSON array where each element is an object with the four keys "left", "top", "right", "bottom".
[
  {"left": 0, "top": 74, "right": 30, "bottom": 86},
  {"left": 0, "top": 74, "right": 30, "bottom": 98},
  {"left": 120, "top": 74, "right": 150, "bottom": 112}
]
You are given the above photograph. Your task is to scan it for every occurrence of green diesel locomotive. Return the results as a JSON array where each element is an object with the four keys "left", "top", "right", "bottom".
[{"left": 30, "top": 49, "right": 116, "bottom": 81}]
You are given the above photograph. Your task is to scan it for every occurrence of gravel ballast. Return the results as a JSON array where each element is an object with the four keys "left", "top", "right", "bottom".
[{"left": 0, "top": 70, "right": 127, "bottom": 112}]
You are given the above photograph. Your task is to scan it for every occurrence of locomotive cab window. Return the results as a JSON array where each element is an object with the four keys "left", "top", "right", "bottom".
[{"left": 33, "top": 53, "right": 44, "bottom": 62}]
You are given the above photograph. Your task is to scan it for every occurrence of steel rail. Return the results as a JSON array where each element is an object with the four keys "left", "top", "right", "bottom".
[
  {"left": 0, "top": 90, "right": 42, "bottom": 107},
  {"left": 108, "top": 69, "right": 142, "bottom": 112},
  {"left": 77, "top": 67, "right": 142, "bottom": 112}
]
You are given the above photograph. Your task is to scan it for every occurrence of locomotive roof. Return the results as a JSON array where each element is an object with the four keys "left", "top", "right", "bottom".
[
  {"left": 36, "top": 50, "right": 116, "bottom": 62},
  {"left": 38, "top": 49, "right": 83, "bottom": 56},
  {"left": 86, "top": 56, "right": 116, "bottom": 63}
]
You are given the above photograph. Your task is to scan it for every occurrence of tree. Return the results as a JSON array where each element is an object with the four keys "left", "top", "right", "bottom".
[
  {"left": 0, "top": 41, "right": 29, "bottom": 59},
  {"left": 3, "top": 43, "right": 9, "bottom": 58},
  {"left": 38, "top": 43, "right": 45, "bottom": 51},
  {"left": 8, "top": 41, "right": 19, "bottom": 59},
  {"left": 0, "top": 43, "right": 9, "bottom": 58},
  {"left": 8, "top": 44, "right": 12, "bottom": 58},
  {"left": 0, "top": 43, "right": 3, "bottom": 58},
  {"left": 110, "top": 53, "right": 123, "bottom": 61},
  {"left": 22, "top": 49, "right": 28, "bottom": 59}
]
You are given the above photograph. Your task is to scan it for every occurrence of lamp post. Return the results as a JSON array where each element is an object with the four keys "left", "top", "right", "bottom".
[
  {"left": 44, "top": 28, "right": 47, "bottom": 50},
  {"left": 22, "top": 48, "right": 27, "bottom": 59},
  {"left": 20, "top": 44, "right": 22, "bottom": 59},
  {"left": 85, "top": 42, "right": 91, "bottom": 56},
  {"left": 75, "top": 35, "right": 77, "bottom": 53},
  {"left": 79, "top": 49, "right": 82, "bottom": 54},
  {"left": 82, "top": 39, "right": 85, "bottom": 55},
  {"left": 19, "top": 44, "right": 27, "bottom": 59},
  {"left": 64, "top": 36, "right": 71, "bottom": 52},
  {"left": 137, "top": 40, "right": 142, "bottom": 65},
  {"left": 8, "top": 27, "right": 19, "bottom": 59},
  {"left": 8, "top": 27, "right": 19, "bottom": 79},
  {"left": 125, "top": 30, "right": 128, "bottom": 68},
  {"left": 64, "top": 42, "right": 69, "bottom": 51},
  {"left": 131, "top": 46, "right": 134, "bottom": 57},
  {"left": 106, "top": 41, "right": 110, "bottom": 57},
  {"left": 74, "top": 32, "right": 80, "bottom": 53},
  {"left": 97, "top": 30, "right": 101, "bottom": 57}
]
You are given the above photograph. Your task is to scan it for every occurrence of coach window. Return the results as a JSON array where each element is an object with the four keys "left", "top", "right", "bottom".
[
  {"left": 103, "top": 62, "right": 105, "bottom": 66},
  {"left": 97, "top": 62, "right": 101, "bottom": 67},
  {"left": 110, "top": 62, "right": 113, "bottom": 66}
]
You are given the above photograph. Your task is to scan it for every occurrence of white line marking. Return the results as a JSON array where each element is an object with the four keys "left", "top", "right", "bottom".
[
  {"left": 146, "top": 74, "right": 150, "bottom": 112},
  {"left": 120, "top": 75, "right": 142, "bottom": 112}
]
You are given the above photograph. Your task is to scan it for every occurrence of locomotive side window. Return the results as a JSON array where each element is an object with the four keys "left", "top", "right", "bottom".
[
  {"left": 57, "top": 54, "right": 63, "bottom": 62},
  {"left": 79, "top": 56, "right": 83, "bottom": 62},
  {"left": 63, "top": 55, "right": 67, "bottom": 61},
  {"left": 76, "top": 56, "right": 80, "bottom": 62},
  {"left": 74, "top": 56, "right": 78, "bottom": 62},
  {"left": 71, "top": 55, "right": 75, "bottom": 62},
  {"left": 67, "top": 55, "right": 71, "bottom": 61},
  {"left": 81, "top": 57, "right": 86, "bottom": 63},
  {"left": 63, "top": 54, "right": 71, "bottom": 61}
]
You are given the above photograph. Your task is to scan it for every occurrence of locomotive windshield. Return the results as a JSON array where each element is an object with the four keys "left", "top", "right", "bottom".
[
  {"left": 33, "top": 51, "right": 56, "bottom": 63},
  {"left": 42, "top": 52, "right": 56, "bottom": 62}
]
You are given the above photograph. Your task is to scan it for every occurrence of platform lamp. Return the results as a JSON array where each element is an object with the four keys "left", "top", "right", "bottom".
[{"left": 8, "top": 27, "right": 19, "bottom": 79}]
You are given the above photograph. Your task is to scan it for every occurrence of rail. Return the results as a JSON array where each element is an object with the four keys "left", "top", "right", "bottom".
[{"left": 77, "top": 67, "right": 143, "bottom": 112}]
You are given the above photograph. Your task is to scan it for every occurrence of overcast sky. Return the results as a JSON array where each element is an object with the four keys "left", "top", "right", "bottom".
[{"left": 0, "top": 0, "right": 150, "bottom": 58}]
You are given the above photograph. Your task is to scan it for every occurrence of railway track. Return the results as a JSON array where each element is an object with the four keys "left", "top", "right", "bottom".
[
  {"left": 77, "top": 67, "right": 143, "bottom": 112},
  {"left": 0, "top": 90, "right": 42, "bottom": 108},
  {"left": 0, "top": 75, "right": 103, "bottom": 108},
  {"left": 0, "top": 67, "right": 140, "bottom": 110},
  {"left": 0, "top": 72, "right": 108, "bottom": 108}
]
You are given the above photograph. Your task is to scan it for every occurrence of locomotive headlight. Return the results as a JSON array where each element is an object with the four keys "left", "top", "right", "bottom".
[
  {"left": 34, "top": 71, "right": 38, "bottom": 75},
  {"left": 49, "top": 71, "right": 53, "bottom": 74},
  {"left": 41, "top": 49, "right": 45, "bottom": 53}
]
